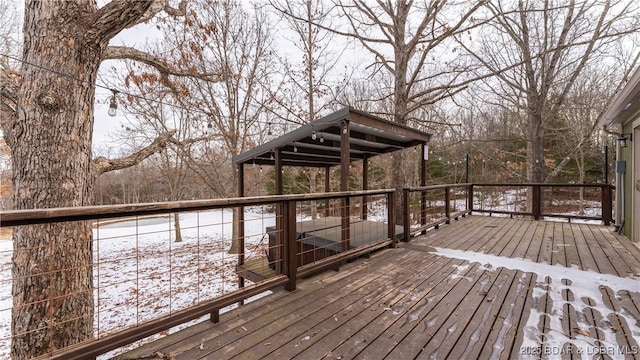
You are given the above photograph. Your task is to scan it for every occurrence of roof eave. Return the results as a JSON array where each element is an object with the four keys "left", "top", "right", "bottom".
[{"left": 598, "top": 65, "right": 640, "bottom": 128}]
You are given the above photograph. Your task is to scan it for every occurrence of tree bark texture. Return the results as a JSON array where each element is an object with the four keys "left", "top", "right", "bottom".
[
  {"left": 392, "top": 3, "right": 411, "bottom": 226},
  {"left": 528, "top": 112, "right": 545, "bottom": 183},
  {"left": 10, "top": 1, "right": 153, "bottom": 358}
]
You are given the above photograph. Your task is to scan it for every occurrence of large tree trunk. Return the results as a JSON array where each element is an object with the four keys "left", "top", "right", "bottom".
[
  {"left": 9, "top": 2, "right": 151, "bottom": 357},
  {"left": 528, "top": 112, "right": 545, "bottom": 183},
  {"left": 392, "top": 72, "right": 409, "bottom": 226},
  {"left": 11, "top": 3, "right": 102, "bottom": 357},
  {"left": 527, "top": 111, "right": 545, "bottom": 215},
  {"left": 391, "top": 3, "right": 409, "bottom": 227}
]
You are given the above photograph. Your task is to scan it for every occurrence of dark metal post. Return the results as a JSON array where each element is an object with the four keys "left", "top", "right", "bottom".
[
  {"left": 602, "top": 184, "right": 612, "bottom": 226},
  {"left": 237, "top": 163, "right": 245, "bottom": 294},
  {"left": 210, "top": 308, "right": 219, "bottom": 323},
  {"left": 387, "top": 191, "right": 396, "bottom": 248},
  {"left": 420, "top": 144, "right": 427, "bottom": 233},
  {"left": 362, "top": 154, "right": 368, "bottom": 220},
  {"left": 324, "top": 167, "right": 330, "bottom": 217},
  {"left": 603, "top": 145, "right": 609, "bottom": 184},
  {"left": 275, "top": 149, "right": 283, "bottom": 274},
  {"left": 275, "top": 148, "right": 283, "bottom": 195},
  {"left": 445, "top": 187, "right": 451, "bottom": 224},
  {"left": 465, "top": 153, "right": 470, "bottom": 183},
  {"left": 467, "top": 184, "right": 474, "bottom": 213},
  {"left": 403, "top": 188, "right": 411, "bottom": 242},
  {"left": 283, "top": 200, "right": 297, "bottom": 291},
  {"left": 340, "top": 121, "right": 350, "bottom": 252}
]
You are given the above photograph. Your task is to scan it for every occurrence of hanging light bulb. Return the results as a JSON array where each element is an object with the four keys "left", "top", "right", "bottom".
[
  {"left": 267, "top": 122, "right": 273, "bottom": 136},
  {"left": 319, "top": 133, "right": 324, "bottom": 143},
  {"left": 107, "top": 89, "right": 118, "bottom": 117},
  {"left": 293, "top": 145, "right": 298, "bottom": 153},
  {"left": 311, "top": 130, "right": 317, "bottom": 140},
  {"left": 270, "top": 151, "right": 274, "bottom": 160}
]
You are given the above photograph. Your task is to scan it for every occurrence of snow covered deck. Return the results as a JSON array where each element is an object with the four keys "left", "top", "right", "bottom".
[{"left": 118, "top": 216, "right": 640, "bottom": 359}]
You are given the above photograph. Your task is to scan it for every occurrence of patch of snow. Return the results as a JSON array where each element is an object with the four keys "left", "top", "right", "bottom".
[{"left": 430, "top": 247, "right": 640, "bottom": 359}]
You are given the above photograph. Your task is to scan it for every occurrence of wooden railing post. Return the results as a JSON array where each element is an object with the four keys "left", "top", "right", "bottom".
[
  {"left": 237, "top": 204, "right": 245, "bottom": 306},
  {"left": 420, "top": 189, "right": 427, "bottom": 231},
  {"left": 403, "top": 188, "right": 410, "bottom": 242},
  {"left": 602, "top": 184, "right": 612, "bottom": 226},
  {"left": 324, "top": 167, "right": 330, "bottom": 217},
  {"left": 445, "top": 187, "right": 451, "bottom": 224},
  {"left": 532, "top": 185, "right": 541, "bottom": 220},
  {"left": 341, "top": 197, "right": 351, "bottom": 252},
  {"left": 283, "top": 200, "right": 297, "bottom": 291},
  {"left": 387, "top": 191, "right": 396, "bottom": 248},
  {"left": 275, "top": 203, "right": 283, "bottom": 275}
]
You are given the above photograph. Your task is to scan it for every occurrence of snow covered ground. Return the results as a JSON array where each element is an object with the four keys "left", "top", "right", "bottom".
[
  {"left": 473, "top": 188, "right": 605, "bottom": 223},
  {"left": 410, "top": 188, "right": 604, "bottom": 224},
  {"left": 431, "top": 247, "right": 640, "bottom": 359},
  {"left": 0, "top": 207, "right": 278, "bottom": 359}
]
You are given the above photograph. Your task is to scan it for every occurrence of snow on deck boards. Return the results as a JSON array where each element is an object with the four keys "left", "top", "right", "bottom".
[{"left": 117, "top": 216, "right": 640, "bottom": 360}]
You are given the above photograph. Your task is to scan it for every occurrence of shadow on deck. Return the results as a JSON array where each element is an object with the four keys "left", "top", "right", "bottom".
[{"left": 119, "top": 216, "right": 640, "bottom": 360}]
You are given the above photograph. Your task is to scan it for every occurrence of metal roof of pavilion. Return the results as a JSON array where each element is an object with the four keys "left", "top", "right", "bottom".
[{"left": 233, "top": 107, "right": 432, "bottom": 168}]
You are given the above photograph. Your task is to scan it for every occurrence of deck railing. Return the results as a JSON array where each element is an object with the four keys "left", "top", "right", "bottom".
[
  {"left": 469, "top": 183, "right": 613, "bottom": 225},
  {"left": 0, "top": 183, "right": 615, "bottom": 358},
  {"left": 0, "top": 189, "right": 395, "bottom": 359},
  {"left": 402, "top": 183, "right": 614, "bottom": 241},
  {"left": 402, "top": 184, "right": 473, "bottom": 240}
]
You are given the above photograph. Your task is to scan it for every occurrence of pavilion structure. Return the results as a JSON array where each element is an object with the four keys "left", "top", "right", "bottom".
[{"left": 232, "top": 107, "right": 432, "bottom": 281}]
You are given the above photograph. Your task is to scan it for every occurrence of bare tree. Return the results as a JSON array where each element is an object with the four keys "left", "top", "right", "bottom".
[
  {"left": 458, "top": 0, "right": 640, "bottom": 183},
  {"left": 0, "top": 1, "right": 224, "bottom": 357},
  {"left": 329, "top": 0, "right": 485, "bottom": 223},
  {"left": 0, "top": 0, "right": 21, "bottom": 71},
  {"left": 270, "top": 0, "right": 349, "bottom": 216},
  {"left": 118, "top": 88, "right": 196, "bottom": 242},
  {"left": 120, "top": 0, "right": 278, "bottom": 253},
  {"left": 270, "top": 0, "right": 346, "bottom": 123}
]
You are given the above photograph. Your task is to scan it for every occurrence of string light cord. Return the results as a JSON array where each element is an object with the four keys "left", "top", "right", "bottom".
[{"left": 0, "top": 52, "right": 301, "bottom": 128}]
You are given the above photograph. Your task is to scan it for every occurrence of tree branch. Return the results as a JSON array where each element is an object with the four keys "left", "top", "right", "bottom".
[
  {"left": 104, "top": 46, "right": 222, "bottom": 82},
  {"left": 85, "top": 0, "right": 155, "bottom": 43},
  {"left": 135, "top": 0, "right": 187, "bottom": 23},
  {"left": 85, "top": 0, "right": 189, "bottom": 43},
  {"left": 91, "top": 130, "right": 176, "bottom": 176}
]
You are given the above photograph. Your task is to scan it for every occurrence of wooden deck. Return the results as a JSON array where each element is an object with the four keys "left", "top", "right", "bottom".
[{"left": 119, "top": 216, "right": 640, "bottom": 360}]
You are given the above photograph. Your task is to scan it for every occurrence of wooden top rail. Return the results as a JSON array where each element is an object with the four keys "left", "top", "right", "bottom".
[
  {"left": 405, "top": 183, "right": 471, "bottom": 192},
  {"left": 0, "top": 189, "right": 395, "bottom": 227},
  {"left": 472, "top": 183, "right": 614, "bottom": 188}
]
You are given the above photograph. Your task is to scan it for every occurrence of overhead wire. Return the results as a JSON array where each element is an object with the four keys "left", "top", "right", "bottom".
[{"left": 0, "top": 52, "right": 301, "bottom": 128}]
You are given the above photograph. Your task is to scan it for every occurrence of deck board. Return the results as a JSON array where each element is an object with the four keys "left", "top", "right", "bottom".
[
  {"left": 233, "top": 254, "right": 439, "bottom": 359},
  {"left": 285, "top": 256, "right": 458, "bottom": 360},
  {"left": 118, "top": 216, "right": 640, "bottom": 360},
  {"left": 192, "top": 251, "right": 426, "bottom": 359}
]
